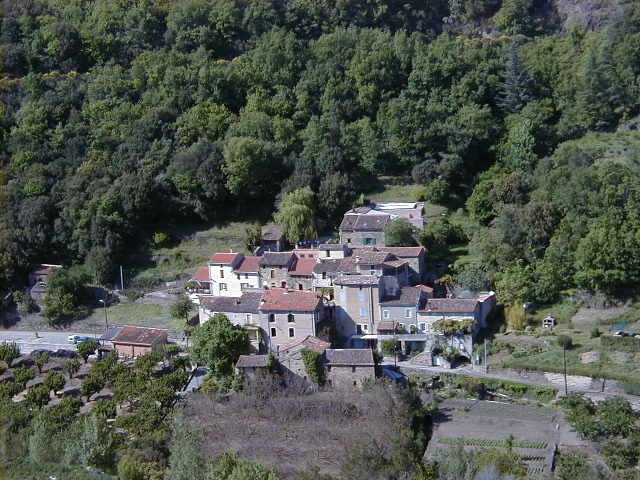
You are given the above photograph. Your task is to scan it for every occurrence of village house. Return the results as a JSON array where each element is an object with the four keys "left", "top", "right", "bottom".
[
  {"left": 339, "top": 211, "right": 390, "bottom": 246},
  {"left": 258, "top": 288, "right": 325, "bottom": 353},
  {"left": 277, "top": 335, "right": 331, "bottom": 381},
  {"left": 338, "top": 202, "right": 426, "bottom": 247},
  {"left": 259, "top": 252, "right": 295, "bottom": 289},
  {"left": 312, "top": 260, "right": 340, "bottom": 297},
  {"left": 100, "top": 326, "right": 168, "bottom": 358},
  {"left": 235, "top": 354, "right": 272, "bottom": 380},
  {"left": 28, "top": 263, "right": 62, "bottom": 286},
  {"left": 261, "top": 224, "right": 285, "bottom": 252},
  {"left": 198, "top": 291, "right": 264, "bottom": 352},
  {"left": 325, "top": 348, "right": 376, "bottom": 389},
  {"left": 352, "top": 246, "right": 427, "bottom": 283},
  {"left": 287, "top": 256, "right": 316, "bottom": 291},
  {"left": 207, "top": 252, "right": 245, "bottom": 296}
]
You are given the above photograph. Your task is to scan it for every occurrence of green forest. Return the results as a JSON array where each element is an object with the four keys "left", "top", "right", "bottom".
[{"left": 2, "top": 0, "right": 640, "bottom": 309}]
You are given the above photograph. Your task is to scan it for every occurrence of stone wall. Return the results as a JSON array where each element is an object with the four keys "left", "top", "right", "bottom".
[{"left": 326, "top": 365, "right": 375, "bottom": 389}]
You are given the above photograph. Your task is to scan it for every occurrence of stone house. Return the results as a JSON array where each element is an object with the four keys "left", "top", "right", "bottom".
[
  {"left": 379, "top": 286, "right": 432, "bottom": 334},
  {"left": 277, "top": 335, "right": 331, "bottom": 381},
  {"left": 325, "top": 349, "right": 376, "bottom": 389},
  {"left": 100, "top": 326, "right": 168, "bottom": 358},
  {"left": 235, "top": 354, "right": 272, "bottom": 380},
  {"left": 287, "top": 257, "right": 316, "bottom": 291},
  {"left": 261, "top": 225, "right": 285, "bottom": 252},
  {"left": 312, "top": 260, "right": 340, "bottom": 297},
  {"left": 259, "top": 252, "right": 295, "bottom": 289},
  {"left": 339, "top": 212, "right": 390, "bottom": 246},
  {"left": 258, "top": 289, "right": 324, "bottom": 353},
  {"left": 198, "top": 291, "right": 264, "bottom": 352}
]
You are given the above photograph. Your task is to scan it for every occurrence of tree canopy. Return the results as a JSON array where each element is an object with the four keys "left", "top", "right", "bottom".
[{"left": 191, "top": 313, "right": 250, "bottom": 376}]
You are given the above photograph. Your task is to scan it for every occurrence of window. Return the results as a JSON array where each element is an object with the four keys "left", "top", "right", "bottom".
[
  {"left": 270, "top": 269, "right": 275, "bottom": 278},
  {"left": 288, "top": 328, "right": 295, "bottom": 338},
  {"left": 347, "top": 238, "right": 352, "bottom": 243},
  {"left": 356, "top": 324, "right": 362, "bottom": 334},
  {"left": 287, "top": 314, "right": 295, "bottom": 323},
  {"left": 326, "top": 250, "right": 331, "bottom": 257},
  {"left": 383, "top": 310, "right": 390, "bottom": 319},
  {"left": 220, "top": 269, "right": 224, "bottom": 278},
  {"left": 362, "top": 324, "right": 368, "bottom": 332},
  {"left": 246, "top": 314, "right": 252, "bottom": 323},
  {"left": 270, "top": 327, "right": 277, "bottom": 337},
  {"left": 241, "top": 283, "right": 250, "bottom": 289},
  {"left": 322, "top": 272, "right": 327, "bottom": 280},
  {"left": 351, "top": 366, "right": 356, "bottom": 373},
  {"left": 327, "top": 366, "right": 332, "bottom": 372},
  {"left": 298, "top": 283, "right": 303, "bottom": 290},
  {"left": 405, "top": 308, "right": 412, "bottom": 318},
  {"left": 419, "top": 323, "right": 426, "bottom": 332},
  {"left": 281, "top": 281, "right": 287, "bottom": 288},
  {"left": 269, "top": 314, "right": 275, "bottom": 323},
  {"left": 236, "top": 274, "right": 240, "bottom": 280},
  {"left": 219, "top": 283, "right": 227, "bottom": 291},
  {"left": 398, "top": 323, "right": 405, "bottom": 330},
  {"left": 245, "top": 273, "right": 249, "bottom": 279}
]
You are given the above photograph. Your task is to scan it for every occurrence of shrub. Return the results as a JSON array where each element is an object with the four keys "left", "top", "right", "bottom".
[
  {"left": 0, "top": 342, "right": 20, "bottom": 363},
  {"left": 14, "top": 366, "right": 36, "bottom": 385},
  {"left": 301, "top": 348, "right": 324, "bottom": 385},
  {"left": 152, "top": 232, "right": 170, "bottom": 246},
  {"left": 556, "top": 335, "right": 573, "bottom": 349},
  {"left": 423, "top": 178, "right": 449, "bottom": 204},
  {"left": 590, "top": 327, "right": 601, "bottom": 338},
  {"left": 381, "top": 340, "right": 400, "bottom": 356}
]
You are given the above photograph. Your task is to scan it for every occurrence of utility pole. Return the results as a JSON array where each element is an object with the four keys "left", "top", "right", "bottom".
[
  {"left": 119, "top": 265, "right": 124, "bottom": 291},
  {"left": 99, "top": 298, "right": 109, "bottom": 332},
  {"left": 563, "top": 345, "right": 568, "bottom": 395},
  {"left": 484, "top": 338, "right": 487, "bottom": 372}
]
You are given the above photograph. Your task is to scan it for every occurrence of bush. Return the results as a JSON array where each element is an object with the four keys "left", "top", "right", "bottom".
[
  {"left": 590, "top": 327, "right": 601, "bottom": 338},
  {"left": 301, "top": 348, "right": 324, "bottom": 385},
  {"left": 381, "top": 340, "right": 400, "bottom": 356},
  {"left": 0, "top": 342, "right": 20, "bottom": 363},
  {"left": 152, "top": 232, "right": 170, "bottom": 246},
  {"left": 556, "top": 335, "right": 573, "bottom": 349},
  {"left": 601, "top": 335, "right": 640, "bottom": 352},
  {"left": 423, "top": 178, "right": 449, "bottom": 204}
]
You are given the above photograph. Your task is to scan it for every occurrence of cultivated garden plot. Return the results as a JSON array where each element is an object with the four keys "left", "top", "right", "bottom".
[{"left": 426, "top": 398, "right": 563, "bottom": 477}]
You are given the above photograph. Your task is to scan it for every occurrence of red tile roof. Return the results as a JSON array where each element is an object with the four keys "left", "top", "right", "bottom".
[
  {"left": 259, "top": 288, "right": 322, "bottom": 312},
  {"left": 234, "top": 255, "right": 262, "bottom": 273},
  {"left": 110, "top": 326, "right": 168, "bottom": 346},
  {"left": 279, "top": 335, "right": 331, "bottom": 354},
  {"left": 288, "top": 257, "right": 317, "bottom": 276},
  {"left": 194, "top": 266, "right": 210, "bottom": 281},
  {"left": 209, "top": 252, "right": 241, "bottom": 264}
]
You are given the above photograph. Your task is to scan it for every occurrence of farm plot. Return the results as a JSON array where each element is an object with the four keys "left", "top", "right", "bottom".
[{"left": 426, "top": 398, "right": 562, "bottom": 477}]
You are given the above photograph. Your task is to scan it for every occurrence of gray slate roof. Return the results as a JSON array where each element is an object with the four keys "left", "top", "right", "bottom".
[
  {"left": 339, "top": 214, "right": 390, "bottom": 232},
  {"left": 260, "top": 252, "right": 294, "bottom": 267},
  {"left": 200, "top": 291, "right": 262, "bottom": 314},
  {"left": 236, "top": 355, "right": 270, "bottom": 368},
  {"left": 313, "top": 260, "right": 340, "bottom": 274},
  {"left": 325, "top": 349, "right": 375, "bottom": 366},
  {"left": 334, "top": 274, "right": 380, "bottom": 286},
  {"left": 380, "top": 286, "right": 424, "bottom": 307}
]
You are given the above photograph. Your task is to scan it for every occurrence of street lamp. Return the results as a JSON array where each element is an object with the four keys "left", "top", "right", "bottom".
[{"left": 98, "top": 298, "right": 109, "bottom": 331}]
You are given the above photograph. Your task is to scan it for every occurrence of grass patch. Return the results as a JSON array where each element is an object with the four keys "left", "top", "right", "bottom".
[
  {"left": 438, "top": 373, "right": 558, "bottom": 402},
  {"left": 130, "top": 222, "right": 251, "bottom": 285},
  {"left": 524, "top": 300, "right": 579, "bottom": 327},
  {"left": 82, "top": 303, "right": 178, "bottom": 330},
  {"left": 367, "top": 183, "right": 424, "bottom": 202}
]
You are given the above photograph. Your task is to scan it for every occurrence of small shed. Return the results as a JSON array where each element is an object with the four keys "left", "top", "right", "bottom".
[
  {"left": 235, "top": 355, "right": 272, "bottom": 380},
  {"left": 325, "top": 349, "right": 376, "bottom": 390},
  {"left": 261, "top": 225, "right": 285, "bottom": 252},
  {"left": 543, "top": 316, "right": 556, "bottom": 329},
  {"left": 100, "top": 326, "right": 168, "bottom": 358}
]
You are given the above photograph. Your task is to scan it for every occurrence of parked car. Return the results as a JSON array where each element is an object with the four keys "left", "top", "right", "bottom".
[{"left": 67, "top": 335, "right": 94, "bottom": 344}]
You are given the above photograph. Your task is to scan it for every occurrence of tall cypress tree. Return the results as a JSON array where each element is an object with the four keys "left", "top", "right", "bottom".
[{"left": 498, "top": 40, "right": 534, "bottom": 114}]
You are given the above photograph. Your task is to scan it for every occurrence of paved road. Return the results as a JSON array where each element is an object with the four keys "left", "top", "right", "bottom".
[
  {"left": 0, "top": 329, "right": 186, "bottom": 354},
  {"left": 0, "top": 330, "right": 99, "bottom": 354}
]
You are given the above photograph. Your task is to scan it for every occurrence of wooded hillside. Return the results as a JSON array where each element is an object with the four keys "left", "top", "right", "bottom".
[{"left": 1, "top": 0, "right": 640, "bottom": 304}]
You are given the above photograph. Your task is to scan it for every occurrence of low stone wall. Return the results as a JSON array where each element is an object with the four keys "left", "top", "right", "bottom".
[{"left": 481, "top": 365, "right": 624, "bottom": 396}]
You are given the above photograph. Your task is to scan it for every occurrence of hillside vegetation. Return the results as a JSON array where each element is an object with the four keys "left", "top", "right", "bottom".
[{"left": 1, "top": 0, "right": 640, "bottom": 311}]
